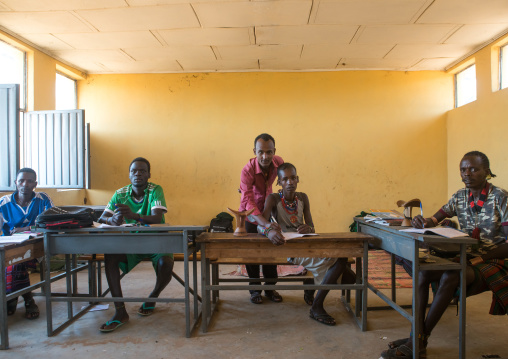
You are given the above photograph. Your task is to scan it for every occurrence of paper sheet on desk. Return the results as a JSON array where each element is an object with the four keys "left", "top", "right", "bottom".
[
  {"left": 0, "top": 233, "right": 40, "bottom": 243},
  {"left": 399, "top": 227, "right": 465, "bottom": 238},
  {"left": 92, "top": 221, "right": 138, "bottom": 228},
  {"left": 283, "top": 233, "right": 318, "bottom": 240}
]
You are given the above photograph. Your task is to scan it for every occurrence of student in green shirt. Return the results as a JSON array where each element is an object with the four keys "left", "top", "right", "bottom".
[{"left": 98, "top": 157, "right": 173, "bottom": 332}]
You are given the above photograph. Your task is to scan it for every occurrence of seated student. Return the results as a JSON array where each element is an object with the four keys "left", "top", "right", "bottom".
[
  {"left": 98, "top": 157, "right": 173, "bottom": 333},
  {"left": 381, "top": 151, "right": 508, "bottom": 359},
  {"left": 258, "top": 163, "right": 355, "bottom": 326},
  {"left": 0, "top": 168, "right": 53, "bottom": 319}
]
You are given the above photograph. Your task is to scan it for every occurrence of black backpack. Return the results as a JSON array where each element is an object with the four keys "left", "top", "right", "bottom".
[
  {"left": 209, "top": 212, "right": 234, "bottom": 233},
  {"left": 35, "top": 206, "right": 97, "bottom": 229}
]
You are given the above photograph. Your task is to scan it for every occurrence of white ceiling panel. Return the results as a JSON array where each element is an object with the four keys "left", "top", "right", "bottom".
[
  {"left": 123, "top": 46, "right": 216, "bottom": 62},
  {"left": 338, "top": 57, "right": 419, "bottom": 70},
  {"left": 96, "top": 59, "right": 182, "bottom": 73},
  {"left": 179, "top": 58, "right": 259, "bottom": 72},
  {"left": 444, "top": 24, "right": 508, "bottom": 46},
  {"left": 126, "top": 0, "right": 249, "bottom": 5},
  {"left": 418, "top": 0, "right": 508, "bottom": 24},
  {"left": 1, "top": 0, "right": 508, "bottom": 72},
  {"left": 53, "top": 49, "right": 133, "bottom": 65},
  {"left": 260, "top": 57, "right": 340, "bottom": 70},
  {"left": 193, "top": 1, "right": 312, "bottom": 27},
  {"left": 157, "top": 27, "right": 253, "bottom": 46},
  {"left": 19, "top": 33, "right": 73, "bottom": 50},
  {"left": 302, "top": 44, "right": 393, "bottom": 59},
  {"left": 314, "top": 0, "right": 428, "bottom": 25},
  {"left": 386, "top": 44, "right": 474, "bottom": 59},
  {"left": 410, "top": 58, "right": 457, "bottom": 71},
  {"left": 0, "top": 0, "right": 127, "bottom": 12},
  {"left": 355, "top": 25, "right": 457, "bottom": 44},
  {"left": 76, "top": 5, "right": 199, "bottom": 32},
  {"left": 216, "top": 45, "right": 302, "bottom": 60},
  {"left": 54, "top": 31, "right": 161, "bottom": 50},
  {"left": 0, "top": 11, "right": 93, "bottom": 33},
  {"left": 256, "top": 25, "right": 359, "bottom": 45}
]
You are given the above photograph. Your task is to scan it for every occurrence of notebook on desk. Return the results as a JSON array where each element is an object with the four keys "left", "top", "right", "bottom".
[{"left": 399, "top": 227, "right": 466, "bottom": 238}]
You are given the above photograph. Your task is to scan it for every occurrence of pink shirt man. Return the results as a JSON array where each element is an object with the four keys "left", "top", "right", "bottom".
[{"left": 239, "top": 155, "right": 284, "bottom": 223}]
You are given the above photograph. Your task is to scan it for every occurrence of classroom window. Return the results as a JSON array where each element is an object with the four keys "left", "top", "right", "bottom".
[
  {"left": 0, "top": 39, "right": 26, "bottom": 109},
  {"left": 501, "top": 44, "right": 508, "bottom": 90},
  {"left": 56, "top": 73, "right": 77, "bottom": 110},
  {"left": 455, "top": 64, "right": 476, "bottom": 107},
  {"left": 23, "top": 110, "right": 90, "bottom": 189}
]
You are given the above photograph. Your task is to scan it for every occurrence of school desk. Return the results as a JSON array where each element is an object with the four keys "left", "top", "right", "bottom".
[
  {"left": 196, "top": 232, "right": 372, "bottom": 333},
  {"left": 354, "top": 218, "right": 476, "bottom": 359}
]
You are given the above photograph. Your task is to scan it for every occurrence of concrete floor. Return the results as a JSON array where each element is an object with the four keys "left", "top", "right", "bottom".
[{"left": 4, "top": 261, "right": 507, "bottom": 359}]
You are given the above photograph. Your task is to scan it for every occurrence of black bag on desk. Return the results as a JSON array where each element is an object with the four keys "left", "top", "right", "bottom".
[
  {"left": 209, "top": 212, "right": 234, "bottom": 233},
  {"left": 35, "top": 206, "right": 97, "bottom": 229}
]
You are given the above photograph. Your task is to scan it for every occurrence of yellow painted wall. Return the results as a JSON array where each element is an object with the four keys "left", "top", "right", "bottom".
[
  {"left": 446, "top": 35, "right": 508, "bottom": 198},
  {"left": 79, "top": 71, "right": 452, "bottom": 231}
]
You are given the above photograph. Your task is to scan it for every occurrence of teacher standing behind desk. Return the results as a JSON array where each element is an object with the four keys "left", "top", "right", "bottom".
[
  {"left": 239, "top": 133, "right": 283, "bottom": 305},
  {"left": 381, "top": 151, "right": 508, "bottom": 359}
]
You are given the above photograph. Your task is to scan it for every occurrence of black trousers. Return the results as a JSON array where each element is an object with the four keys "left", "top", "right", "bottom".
[{"left": 244, "top": 221, "right": 278, "bottom": 294}]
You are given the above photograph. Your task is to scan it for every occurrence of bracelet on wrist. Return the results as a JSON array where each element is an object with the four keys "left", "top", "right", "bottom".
[{"left": 430, "top": 216, "right": 439, "bottom": 226}]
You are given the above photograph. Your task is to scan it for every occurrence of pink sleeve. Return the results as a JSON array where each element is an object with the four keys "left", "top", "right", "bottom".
[{"left": 239, "top": 167, "right": 262, "bottom": 216}]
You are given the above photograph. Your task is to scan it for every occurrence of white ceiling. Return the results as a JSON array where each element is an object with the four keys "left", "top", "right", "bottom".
[{"left": 1, "top": 0, "right": 508, "bottom": 74}]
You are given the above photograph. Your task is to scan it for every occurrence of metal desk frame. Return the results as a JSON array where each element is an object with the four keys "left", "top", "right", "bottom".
[
  {"left": 197, "top": 232, "right": 372, "bottom": 333},
  {"left": 1, "top": 237, "right": 88, "bottom": 349},
  {"left": 355, "top": 218, "right": 476, "bottom": 359},
  {"left": 42, "top": 224, "right": 207, "bottom": 338}
]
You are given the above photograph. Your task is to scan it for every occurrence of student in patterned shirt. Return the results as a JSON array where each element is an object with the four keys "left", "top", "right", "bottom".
[
  {"left": 98, "top": 157, "right": 173, "bottom": 333},
  {"left": 1, "top": 168, "right": 53, "bottom": 320},
  {"left": 381, "top": 151, "right": 508, "bottom": 359}
]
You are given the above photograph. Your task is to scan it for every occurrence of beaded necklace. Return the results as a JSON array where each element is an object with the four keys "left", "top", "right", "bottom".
[{"left": 279, "top": 190, "right": 298, "bottom": 214}]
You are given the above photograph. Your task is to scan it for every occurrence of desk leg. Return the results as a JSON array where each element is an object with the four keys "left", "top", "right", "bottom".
[
  {"left": 200, "top": 244, "right": 208, "bottom": 333},
  {"left": 44, "top": 234, "right": 53, "bottom": 336},
  {"left": 183, "top": 230, "right": 191, "bottom": 338},
  {"left": 459, "top": 245, "right": 467, "bottom": 359},
  {"left": 66, "top": 255, "right": 73, "bottom": 320},
  {"left": 412, "top": 243, "right": 420, "bottom": 359},
  {"left": 390, "top": 253, "right": 397, "bottom": 303},
  {"left": 0, "top": 251, "right": 8, "bottom": 350},
  {"left": 193, "top": 243, "right": 199, "bottom": 322},
  {"left": 361, "top": 242, "right": 368, "bottom": 331}
]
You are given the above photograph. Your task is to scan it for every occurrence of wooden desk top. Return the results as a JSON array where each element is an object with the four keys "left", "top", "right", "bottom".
[
  {"left": 0, "top": 236, "right": 44, "bottom": 266},
  {"left": 196, "top": 232, "right": 372, "bottom": 243}
]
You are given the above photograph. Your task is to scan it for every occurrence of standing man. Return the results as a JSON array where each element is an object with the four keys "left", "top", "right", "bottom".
[
  {"left": 1, "top": 168, "right": 54, "bottom": 319},
  {"left": 239, "top": 133, "right": 284, "bottom": 304},
  {"left": 98, "top": 157, "right": 173, "bottom": 332}
]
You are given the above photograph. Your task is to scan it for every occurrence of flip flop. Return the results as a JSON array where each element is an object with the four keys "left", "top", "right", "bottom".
[
  {"left": 7, "top": 298, "right": 18, "bottom": 316},
  {"left": 388, "top": 337, "right": 409, "bottom": 349},
  {"left": 381, "top": 344, "right": 426, "bottom": 358},
  {"left": 250, "top": 292, "right": 263, "bottom": 304},
  {"left": 304, "top": 291, "right": 314, "bottom": 306},
  {"left": 24, "top": 298, "right": 39, "bottom": 320},
  {"left": 138, "top": 303, "right": 156, "bottom": 316},
  {"left": 309, "top": 309, "right": 336, "bottom": 326},
  {"left": 264, "top": 290, "right": 283, "bottom": 303},
  {"left": 99, "top": 320, "right": 127, "bottom": 333}
]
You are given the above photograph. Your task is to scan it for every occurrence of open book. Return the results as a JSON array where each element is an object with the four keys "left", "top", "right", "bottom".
[
  {"left": 399, "top": 227, "right": 466, "bottom": 238},
  {"left": 0, "top": 232, "right": 40, "bottom": 244},
  {"left": 283, "top": 232, "right": 318, "bottom": 240}
]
